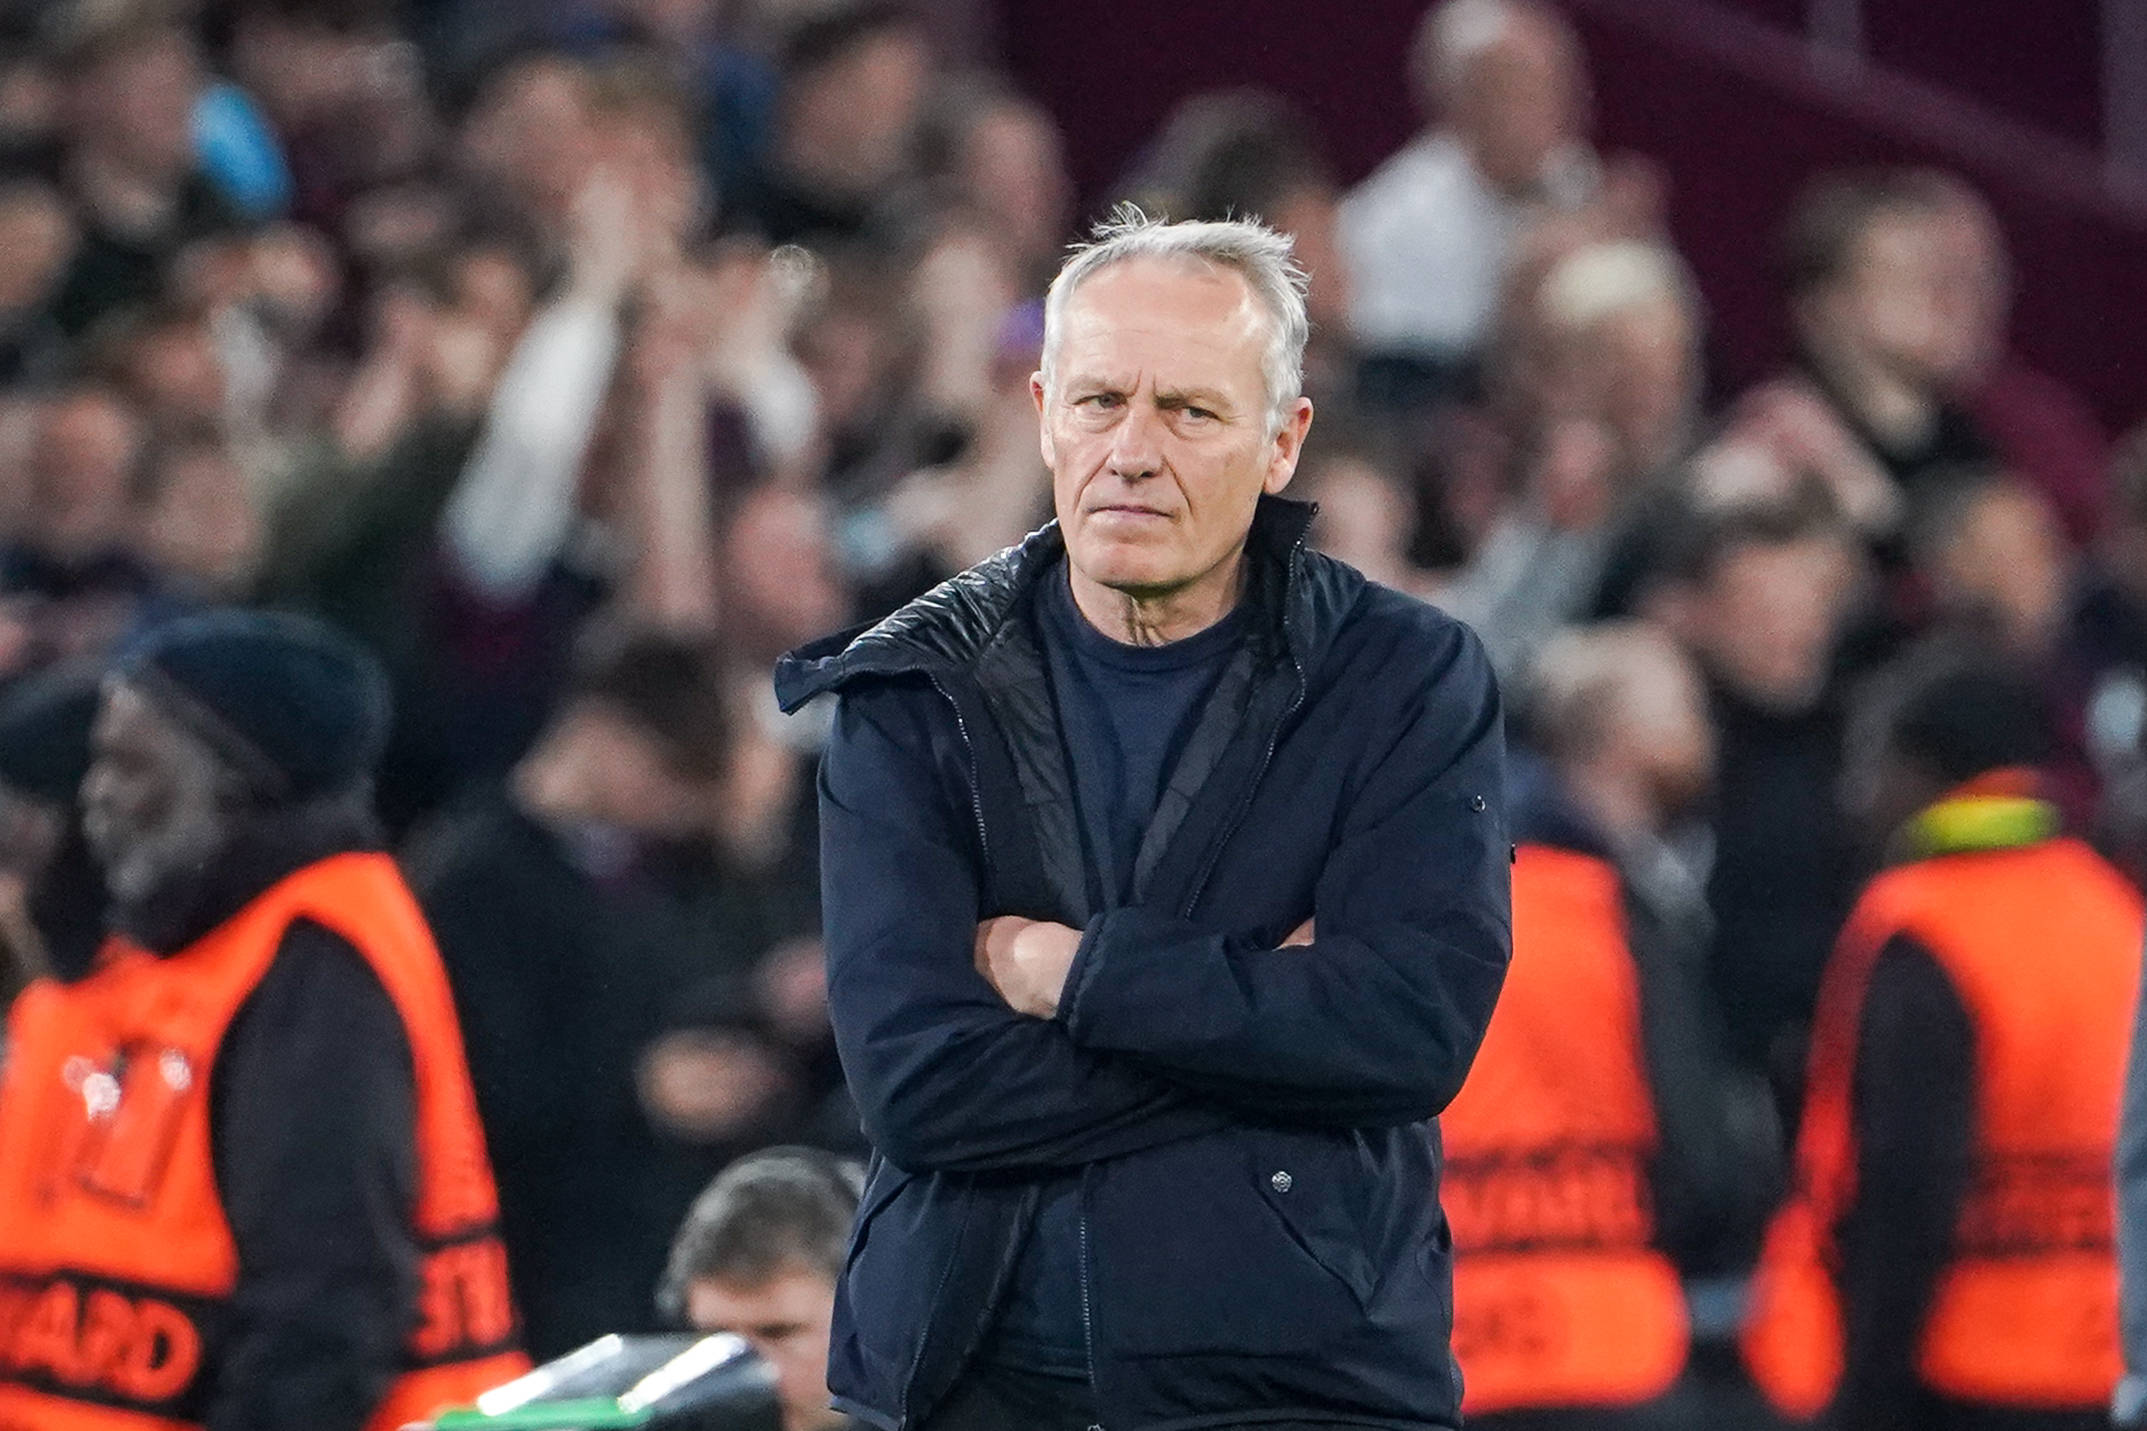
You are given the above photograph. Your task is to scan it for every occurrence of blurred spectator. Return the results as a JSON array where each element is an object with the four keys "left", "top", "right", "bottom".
[
  {"left": 222, "top": 0, "right": 433, "bottom": 230},
  {"left": 555, "top": 0, "right": 784, "bottom": 216},
  {"left": 1922, "top": 175, "right": 2111, "bottom": 547},
  {"left": 45, "top": 10, "right": 243, "bottom": 337},
  {"left": 1444, "top": 238, "right": 1705, "bottom": 678},
  {"left": 1897, "top": 469, "right": 2111, "bottom": 826},
  {"left": 266, "top": 170, "right": 647, "bottom": 824},
  {"left": 1746, "top": 660, "right": 2139, "bottom": 1431},
  {"left": 0, "top": 178, "right": 77, "bottom": 382},
  {"left": 453, "top": 49, "right": 602, "bottom": 256},
  {"left": 1448, "top": 623, "right": 1776, "bottom": 1423},
  {"left": 659, "top": 1147, "right": 866, "bottom": 1431},
  {"left": 1120, "top": 90, "right": 1355, "bottom": 403},
  {"left": 0, "top": 662, "right": 103, "bottom": 1005},
  {"left": 0, "top": 381, "right": 162, "bottom": 679},
  {"left": 915, "top": 75, "right": 1071, "bottom": 291},
  {"left": 1300, "top": 425, "right": 1444, "bottom": 601},
  {"left": 407, "top": 628, "right": 827, "bottom": 1360},
  {"left": 135, "top": 425, "right": 264, "bottom": 600},
  {"left": 1641, "top": 485, "right": 1866, "bottom": 1111},
  {"left": 721, "top": 482, "right": 854, "bottom": 668},
  {"left": 733, "top": 4, "right": 933, "bottom": 244},
  {"left": 1338, "top": 0, "right": 1610, "bottom": 400},
  {"left": 1727, "top": 172, "right": 2018, "bottom": 553}
]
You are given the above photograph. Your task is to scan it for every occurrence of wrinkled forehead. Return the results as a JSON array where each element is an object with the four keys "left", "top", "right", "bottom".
[{"left": 1050, "top": 256, "right": 1272, "bottom": 384}]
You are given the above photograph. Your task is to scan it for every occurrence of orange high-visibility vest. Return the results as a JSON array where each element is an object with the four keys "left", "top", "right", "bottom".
[
  {"left": 0, "top": 852, "right": 529, "bottom": 1431},
  {"left": 1743, "top": 834, "right": 2142, "bottom": 1419},
  {"left": 1442, "top": 843, "right": 1690, "bottom": 1415}
]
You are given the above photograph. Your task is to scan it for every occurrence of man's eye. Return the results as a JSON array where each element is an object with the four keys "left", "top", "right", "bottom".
[
  {"left": 1183, "top": 406, "right": 1216, "bottom": 422},
  {"left": 1078, "top": 393, "right": 1121, "bottom": 409}
]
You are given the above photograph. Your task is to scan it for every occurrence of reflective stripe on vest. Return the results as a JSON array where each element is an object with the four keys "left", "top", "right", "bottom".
[
  {"left": 1443, "top": 844, "right": 1689, "bottom": 1414},
  {"left": 1743, "top": 835, "right": 2142, "bottom": 1417},
  {"left": 0, "top": 853, "right": 530, "bottom": 1431}
]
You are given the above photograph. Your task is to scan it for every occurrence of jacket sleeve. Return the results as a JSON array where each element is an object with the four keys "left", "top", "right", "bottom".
[
  {"left": 1831, "top": 934, "right": 1975, "bottom": 1431},
  {"left": 207, "top": 919, "right": 421, "bottom": 1431},
  {"left": 820, "top": 679, "right": 1235, "bottom": 1173},
  {"left": 1057, "top": 619, "right": 1512, "bottom": 1126}
]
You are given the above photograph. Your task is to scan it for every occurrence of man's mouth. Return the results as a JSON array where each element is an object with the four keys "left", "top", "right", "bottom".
[{"left": 1089, "top": 504, "right": 1170, "bottom": 520}]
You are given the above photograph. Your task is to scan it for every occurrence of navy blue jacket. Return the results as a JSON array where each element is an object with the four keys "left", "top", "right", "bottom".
[{"left": 773, "top": 496, "right": 1512, "bottom": 1430}]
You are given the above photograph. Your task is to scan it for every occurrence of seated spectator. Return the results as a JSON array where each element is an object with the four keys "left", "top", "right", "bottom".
[
  {"left": 0, "top": 381, "right": 162, "bottom": 678},
  {"left": 1726, "top": 171, "right": 2010, "bottom": 552},
  {"left": 659, "top": 1147, "right": 867, "bottom": 1431},
  {"left": 225, "top": 0, "right": 434, "bottom": 233},
  {"left": 1444, "top": 238, "right": 1706, "bottom": 678},
  {"left": 1300, "top": 427, "right": 1444, "bottom": 602},
  {"left": 1923, "top": 173, "right": 2111, "bottom": 546},
  {"left": 1449, "top": 623, "right": 1777, "bottom": 1423},
  {"left": 1901, "top": 472, "right": 2102, "bottom": 822},
  {"left": 1121, "top": 90, "right": 1356, "bottom": 404},
  {"left": 1640, "top": 485, "right": 1867, "bottom": 1114},
  {"left": 733, "top": 4, "right": 934, "bottom": 245},
  {"left": 43, "top": 9, "right": 242, "bottom": 337},
  {"left": 92, "top": 299, "right": 230, "bottom": 438},
  {"left": 453, "top": 48, "right": 602, "bottom": 259},
  {"left": 551, "top": 0, "right": 782, "bottom": 213},
  {"left": 914, "top": 75, "right": 1071, "bottom": 292},
  {"left": 1746, "top": 660, "right": 2140, "bottom": 1431},
  {"left": 407, "top": 628, "right": 826, "bottom": 1360},
  {"left": 135, "top": 427, "right": 264, "bottom": 601},
  {"left": 1338, "top": 0, "right": 1604, "bottom": 399},
  {"left": 0, "top": 178, "right": 77, "bottom": 382}
]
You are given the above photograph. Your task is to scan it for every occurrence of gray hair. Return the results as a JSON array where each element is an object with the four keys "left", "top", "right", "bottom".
[
  {"left": 656, "top": 1147, "right": 865, "bottom": 1322},
  {"left": 1040, "top": 204, "right": 1310, "bottom": 437}
]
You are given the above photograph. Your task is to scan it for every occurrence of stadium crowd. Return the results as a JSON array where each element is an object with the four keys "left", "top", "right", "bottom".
[{"left": 0, "top": 0, "right": 2143, "bottom": 1427}]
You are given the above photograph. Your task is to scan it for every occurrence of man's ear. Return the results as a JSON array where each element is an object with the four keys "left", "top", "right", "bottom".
[
  {"left": 1263, "top": 396, "right": 1316, "bottom": 495},
  {"left": 1032, "top": 371, "right": 1055, "bottom": 468}
]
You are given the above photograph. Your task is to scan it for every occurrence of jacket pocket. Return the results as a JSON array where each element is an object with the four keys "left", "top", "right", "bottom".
[{"left": 1088, "top": 1127, "right": 1373, "bottom": 1358}]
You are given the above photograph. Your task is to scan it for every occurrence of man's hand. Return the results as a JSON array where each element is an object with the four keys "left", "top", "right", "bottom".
[{"left": 975, "top": 916, "right": 1084, "bottom": 1019}]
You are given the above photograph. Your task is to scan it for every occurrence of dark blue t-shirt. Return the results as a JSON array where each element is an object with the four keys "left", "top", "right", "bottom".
[{"left": 983, "top": 563, "right": 1247, "bottom": 1373}]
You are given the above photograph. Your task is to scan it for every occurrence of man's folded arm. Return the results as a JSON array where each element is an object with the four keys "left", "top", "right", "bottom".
[
  {"left": 821, "top": 685, "right": 1232, "bottom": 1174},
  {"left": 1057, "top": 624, "right": 1512, "bottom": 1126}
]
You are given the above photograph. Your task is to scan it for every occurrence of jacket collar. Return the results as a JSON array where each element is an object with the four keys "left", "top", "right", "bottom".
[{"left": 775, "top": 494, "right": 1349, "bottom": 710}]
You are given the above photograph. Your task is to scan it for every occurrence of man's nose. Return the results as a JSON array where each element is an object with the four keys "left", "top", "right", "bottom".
[{"left": 1106, "top": 402, "right": 1164, "bottom": 480}]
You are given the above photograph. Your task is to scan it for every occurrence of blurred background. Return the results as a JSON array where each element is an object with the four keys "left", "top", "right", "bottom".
[{"left": 0, "top": 0, "right": 2143, "bottom": 1416}]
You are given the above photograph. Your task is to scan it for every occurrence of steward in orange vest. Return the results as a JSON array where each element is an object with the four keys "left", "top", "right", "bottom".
[
  {"left": 1448, "top": 624, "right": 1780, "bottom": 1426},
  {"left": 1745, "top": 662, "right": 2141, "bottom": 1431},
  {"left": 0, "top": 612, "right": 527, "bottom": 1431}
]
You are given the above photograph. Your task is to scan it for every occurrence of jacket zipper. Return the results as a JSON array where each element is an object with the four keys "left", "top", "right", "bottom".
[
  {"left": 1080, "top": 1186, "right": 1103, "bottom": 1431},
  {"left": 1180, "top": 537, "right": 1311, "bottom": 917},
  {"left": 928, "top": 674, "right": 992, "bottom": 866}
]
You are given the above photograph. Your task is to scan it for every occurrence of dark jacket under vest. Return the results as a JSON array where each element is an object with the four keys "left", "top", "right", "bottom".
[{"left": 772, "top": 495, "right": 1513, "bottom": 1430}]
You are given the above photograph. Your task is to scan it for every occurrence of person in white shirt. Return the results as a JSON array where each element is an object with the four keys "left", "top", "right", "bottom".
[{"left": 1339, "top": 0, "right": 1598, "bottom": 372}]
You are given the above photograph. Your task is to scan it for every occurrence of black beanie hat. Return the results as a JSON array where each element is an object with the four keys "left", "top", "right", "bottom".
[
  {"left": 0, "top": 662, "right": 101, "bottom": 804},
  {"left": 120, "top": 610, "right": 392, "bottom": 803}
]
